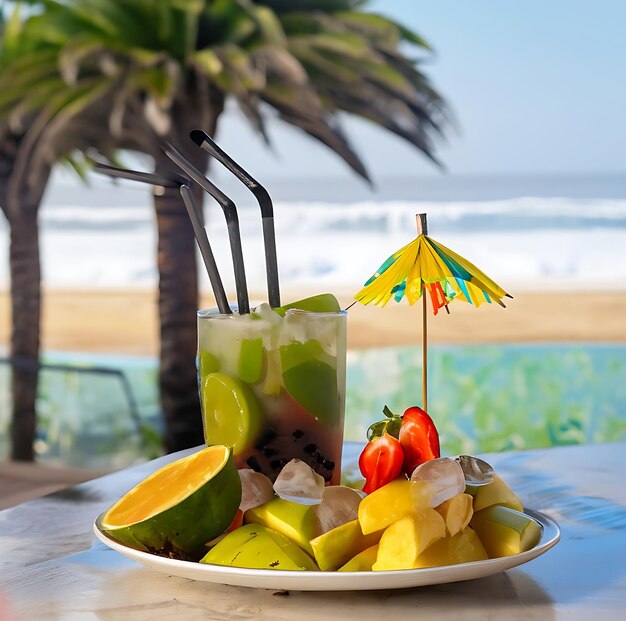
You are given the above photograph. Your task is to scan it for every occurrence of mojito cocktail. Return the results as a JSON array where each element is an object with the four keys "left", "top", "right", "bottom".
[{"left": 198, "top": 304, "right": 346, "bottom": 484}]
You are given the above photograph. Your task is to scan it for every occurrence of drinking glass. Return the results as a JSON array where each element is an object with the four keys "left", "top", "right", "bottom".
[{"left": 198, "top": 306, "right": 347, "bottom": 484}]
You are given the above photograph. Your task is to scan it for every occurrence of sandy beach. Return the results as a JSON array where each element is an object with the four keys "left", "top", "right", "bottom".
[{"left": 1, "top": 288, "right": 624, "bottom": 356}]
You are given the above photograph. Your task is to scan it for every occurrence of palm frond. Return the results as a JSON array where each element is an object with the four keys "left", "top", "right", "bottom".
[{"left": 0, "top": 0, "right": 448, "bottom": 183}]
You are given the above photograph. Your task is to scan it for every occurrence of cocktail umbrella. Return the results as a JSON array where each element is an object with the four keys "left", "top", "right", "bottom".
[
  {"left": 93, "top": 163, "right": 231, "bottom": 315},
  {"left": 163, "top": 144, "right": 250, "bottom": 314},
  {"left": 190, "top": 130, "right": 281, "bottom": 309},
  {"left": 355, "top": 213, "right": 511, "bottom": 412}
]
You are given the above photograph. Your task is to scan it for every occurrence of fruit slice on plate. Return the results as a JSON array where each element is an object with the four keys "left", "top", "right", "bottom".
[
  {"left": 358, "top": 479, "right": 430, "bottom": 534},
  {"left": 465, "top": 474, "right": 523, "bottom": 512},
  {"left": 411, "top": 527, "right": 487, "bottom": 568},
  {"left": 470, "top": 505, "right": 542, "bottom": 558},
  {"left": 338, "top": 544, "right": 379, "bottom": 572},
  {"left": 435, "top": 493, "right": 474, "bottom": 537},
  {"left": 310, "top": 519, "right": 382, "bottom": 571},
  {"left": 373, "top": 510, "right": 446, "bottom": 571},
  {"left": 245, "top": 497, "right": 321, "bottom": 555},
  {"left": 201, "top": 372, "right": 264, "bottom": 454},
  {"left": 100, "top": 445, "right": 241, "bottom": 558},
  {"left": 201, "top": 524, "right": 319, "bottom": 571}
]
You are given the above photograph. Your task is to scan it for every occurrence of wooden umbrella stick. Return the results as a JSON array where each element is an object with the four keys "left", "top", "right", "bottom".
[
  {"left": 422, "top": 289, "right": 428, "bottom": 412},
  {"left": 416, "top": 213, "right": 428, "bottom": 412}
]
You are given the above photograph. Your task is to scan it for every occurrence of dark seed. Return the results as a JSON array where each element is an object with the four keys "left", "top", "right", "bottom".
[
  {"left": 270, "top": 458, "right": 289, "bottom": 470},
  {"left": 303, "top": 443, "right": 317, "bottom": 455},
  {"left": 323, "top": 459, "right": 335, "bottom": 470},
  {"left": 292, "top": 430, "right": 305, "bottom": 440},
  {"left": 310, "top": 461, "right": 333, "bottom": 482},
  {"left": 313, "top": 450, "right": 326, "bottom": 464},
  {"left": 255, "top": 429, "right": 277, "bottom": 450},
  {"left": 246, "top": 456, "right": 262, "bottom": 472}
]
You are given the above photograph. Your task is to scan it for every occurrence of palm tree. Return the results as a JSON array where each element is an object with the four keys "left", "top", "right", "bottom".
[
  {"left": 0, "top": 5, "right": 129, "bottom": 459},
  {"left": 0, "top": 0, "right": 448, "bottom": 456},
  {"left": 0, "top": 6, "right": 55, "bottom": 461}
]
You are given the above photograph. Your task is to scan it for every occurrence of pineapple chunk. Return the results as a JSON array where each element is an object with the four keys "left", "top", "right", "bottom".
[
  {"left": 436, "top": 493, "right": 473, "bottom": 536},
  {"left": 358, "top": 479, "right": 429, "bottom": 535},
  {"left": 337, "top": 544, "right": 379, "bottom": 572},
  {"left": 373, "top": 509, "right": 446, "bottom": 571},
  {"left": 310, "top": 520, "right": 382, "bottom": 571},
  {"left": 413, "top": 527, "right": 487, "bottom": 568}
]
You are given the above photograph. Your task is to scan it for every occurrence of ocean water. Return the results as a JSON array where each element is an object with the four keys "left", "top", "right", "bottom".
[{"left": 0, "top": 172, "right": 625, "bottom": 292}]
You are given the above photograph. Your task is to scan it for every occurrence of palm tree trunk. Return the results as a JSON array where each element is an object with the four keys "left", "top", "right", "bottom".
[
  {"left": 9, "top": 208, "right": 42, "bottom": 460},
  {"left": 1, "top": 131, "right": 49, "bottom": 461},
  {"left": 153, "top": 141, "right": 211, "bottom": 453}
]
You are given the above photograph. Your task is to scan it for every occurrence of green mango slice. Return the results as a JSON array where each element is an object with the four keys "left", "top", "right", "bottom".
[
  {"left": 237, "top": 337, "right": 265, "bottom": 384},
  {"left": 198, "top": 350, "right": 220, "bottom": 376},
  {"left": 280, "top": 339, "right": 325, "bottom": 372},
  {"left": 280, "top": 340, "right": 338, "bottom": 426},
  {"left": 273, "top": 293, "right": 341, "bottom": 317},
  {"left": 201, "top": 523, "right": 319, "bottom": 571}
]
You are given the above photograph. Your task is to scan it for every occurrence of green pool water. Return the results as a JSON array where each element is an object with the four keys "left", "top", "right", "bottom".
[
  {"left": 346, "top": 344, "right": 626, "bottom": 455},
  {"left": 1, "top": 344, "right": 625, "bottom": 469}
]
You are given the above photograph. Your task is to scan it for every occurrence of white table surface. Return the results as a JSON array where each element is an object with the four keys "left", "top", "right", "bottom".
[{"left": 1, "top": 442, "right": 625, "bottom": 620}]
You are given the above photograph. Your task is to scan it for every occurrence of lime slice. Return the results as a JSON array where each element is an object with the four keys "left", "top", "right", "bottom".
[
  {"left": 237, "top": 337, "right": 265, "bottom": 384},
  {"left": 273, "top": 293, "right": 341, "bottom": 317},
  {"left": 201, "top": 372, "right": 264, "bottom": 454},
  {"left": 100, "top": 445, "right": 240, "bottom": 558}
]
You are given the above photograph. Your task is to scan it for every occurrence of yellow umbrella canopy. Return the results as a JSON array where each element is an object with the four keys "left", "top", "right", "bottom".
[
  {"left": 355, "top": 221, "right": 509, "bottom": 313},
  {"left": 355, "top": 213, "right": 510, "bottom": 410}
]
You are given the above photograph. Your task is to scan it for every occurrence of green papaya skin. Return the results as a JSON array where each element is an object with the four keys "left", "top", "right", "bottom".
[{"left": 100, "top": 449, "right": 241, "bottom": 560}]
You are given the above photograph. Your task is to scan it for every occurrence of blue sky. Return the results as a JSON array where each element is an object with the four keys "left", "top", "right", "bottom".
[{"left": 215, "top": 0, "right": 626, "bottom": 179}]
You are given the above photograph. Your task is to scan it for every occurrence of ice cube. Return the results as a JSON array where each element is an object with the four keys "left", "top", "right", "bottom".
[
  {"left": 283, "top": 311, "right": 339, "bottom": 357},
  {"left": 455, "top": 454, "right": 495, "bottom": 486},
  {"left": 316, "top": 485, "right": 363, "bottom": 533},
  {"left": 411, "top": 457, "right": 465, "bottom": 507},
  {"left": 238, "top": 469, "right": 275, "bottom": 513},
  {"left": 254, "top": 302, "right": 282, "bottom": 325},
  {"left": 252, "top": 302, "right": 284, "bottom": 352},
  {"left": 273, "top": 459, "right": 325, "bottom": 505}
]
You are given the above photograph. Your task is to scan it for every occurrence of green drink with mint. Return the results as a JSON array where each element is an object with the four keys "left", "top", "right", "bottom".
[{"left": 198, "top": 296, "right": 347, "bottom": 484}]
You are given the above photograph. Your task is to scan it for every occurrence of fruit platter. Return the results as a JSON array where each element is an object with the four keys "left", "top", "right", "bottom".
[
  {"left": 94, "top": 138, "right": 559, "bottom": 591},
  {"left": 94, "top": 405, "right": 560, "bottom": 591}
]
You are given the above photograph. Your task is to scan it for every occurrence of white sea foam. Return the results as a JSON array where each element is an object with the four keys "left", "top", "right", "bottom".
[{"left": 0, "top": 196, "right": 625, "bottom": 291}]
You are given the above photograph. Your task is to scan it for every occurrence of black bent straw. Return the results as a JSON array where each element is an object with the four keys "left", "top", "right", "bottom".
[
  {"left": 93, "top": 163, "right": 231, "bottom": 315},
  {"left": 93, "top": 162, "right": 186, "bottom": 188},
  {"left": 190, "top": 130, "right": 281, "bottom": 308},
  {"left": 162, "top": 144, "right": 250, "bottom": 315}
]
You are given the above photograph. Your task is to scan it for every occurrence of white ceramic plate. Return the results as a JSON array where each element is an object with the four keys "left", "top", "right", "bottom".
[{"left": 93, "top": 509, "right": 559, "bottom": 591}]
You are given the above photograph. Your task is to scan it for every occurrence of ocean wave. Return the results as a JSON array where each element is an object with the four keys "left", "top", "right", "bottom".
[
  {"left": 1, "top": 197, "right": 625, "bottom": 290},
  {"left": 36, "top": 196, "right": 626, "bottom": 232}
]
